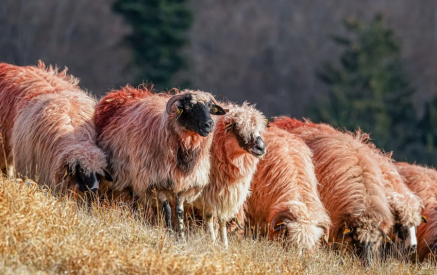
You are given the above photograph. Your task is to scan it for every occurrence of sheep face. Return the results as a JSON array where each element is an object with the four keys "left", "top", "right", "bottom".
[
  {"left": 393, "top": 223, "right": 418, "bottom": 252},
  {"left": 339, "top": 226, "right": 384, "bottom": 266},
  {"left": 171, "top": 94, "right": 226, "bottom": 137},
  {"left": 63, "top": 163, "right": 113, "bottom": 194},
  {"left": 227, "top": 126, "right": 266, "bottom": 157},
  {"left": 224, "top": 102, "right": 267, "bottom": 158}
]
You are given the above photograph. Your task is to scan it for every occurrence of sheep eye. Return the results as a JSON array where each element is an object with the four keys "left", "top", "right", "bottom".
[
  {"left": 184, "top": 103, "right": 193, "bottom": 110},
  {"left": 212, "top": 107, "right": 218, "bottom": 113}
]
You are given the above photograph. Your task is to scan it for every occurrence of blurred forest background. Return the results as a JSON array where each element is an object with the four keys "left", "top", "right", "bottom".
[{"left": 1, "top": 0, "right": 437, "bottom": 165}]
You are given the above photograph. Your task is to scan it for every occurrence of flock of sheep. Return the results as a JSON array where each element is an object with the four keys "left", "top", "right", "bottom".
[{"left": 0, "top": 61, "right": 436, "bottom": 266}]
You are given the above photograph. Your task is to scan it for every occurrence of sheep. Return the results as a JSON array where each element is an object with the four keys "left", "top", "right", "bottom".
[
  {"left": 245, "top": 125, "right": 331, "bottom": 252},
  {"left": 395, "top": 162, "right": 437, "bottom": 260},
  {"left": 367, "top": 148, "right": 423, "bottom": 254},
  {"left": 273, "top": 117, "right": 422, "bottom": 253},
  {"left": 0, "top": 61, "right": 112, "bottom": 195},
  {"left": 192, "top": 102, "right": 267, "bottom": 248},
  {"left": 94, "top": 85, "right": 226, "bottom": 236},
  {"left": 0, "top": 61, "right": 78, "bottom": 177},
  {"left": 272, "top": 117, "right": 394, "bottom": 264}
]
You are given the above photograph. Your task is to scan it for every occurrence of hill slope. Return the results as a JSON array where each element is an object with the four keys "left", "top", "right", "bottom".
[{"left": 0, "top": 175, "right": 435, "bottom": 274}]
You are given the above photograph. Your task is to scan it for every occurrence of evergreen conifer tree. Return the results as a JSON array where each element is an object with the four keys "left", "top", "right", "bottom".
[
  {"left": 313, "top": 14, "right": 417, "bottom": 161},
  {"left": 113, "top": 0, "right": 193, "bottom": 89}
]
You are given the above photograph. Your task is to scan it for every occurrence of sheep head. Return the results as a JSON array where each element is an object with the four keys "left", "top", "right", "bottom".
[
  {"left": 62, "top": 163, "right": 113, "bottom": 195},
  {"left": 223, "top": 102, "right": 267, "bottom": 158},
  {"left": 337, "top": 222, "right": 390, "bottom": 267},
  {"left": 166, "top": 90, "right": 226, "bottom": 137}
]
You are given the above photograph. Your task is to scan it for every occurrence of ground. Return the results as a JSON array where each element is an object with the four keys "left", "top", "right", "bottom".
[{"left": 0, "top": 175, "right": 436, "bottom": 274}]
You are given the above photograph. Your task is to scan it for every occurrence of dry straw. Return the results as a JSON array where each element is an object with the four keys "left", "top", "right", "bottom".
[{"left": 0, "top": 175, "right": 436, "bottom": 274}]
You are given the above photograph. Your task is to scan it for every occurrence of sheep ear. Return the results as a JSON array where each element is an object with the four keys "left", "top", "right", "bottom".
[
  {"left": 225, "top": 123, "right": 234, "bottom": 133},
  {"left": 210, "top": 104, "right": 226, "bottom": 115},
  {"left": 422, "top": 216, "right": 428, "bottom": 224},
  {"left": 63, "top": 166, "right": 72, "bottom": 180},
  {"left": 62, "top": 169, "right": 68, "bottom": 180},
  {"left": 273, "top": 221, "right": 287, "bottom": 232},
  {"left": 320, "top": 234, "right": 329, "bottom": 245},
  {"left": 343, "top": 227, "right": 352, "bottom": 235},
  {"left": 231, "top": 217, "right": 244, "bottom": 230},
  {"left": 176, "top": 108, "right": 183, "bottom": 120},
  {"left": 381, "top": 232, "right": 391, "bottom": 243},
  {"left": 104, "top": 169, "right": 113, "bottom": 182},
  {"left": 265, "top": 118, "right": 271, "bottom": 128}
]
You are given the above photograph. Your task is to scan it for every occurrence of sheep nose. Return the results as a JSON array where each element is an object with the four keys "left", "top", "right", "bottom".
[
  {"left": 410, "top": 244, "right": 417, "bottom": 253},
  {"left": 250, "top": 137, "right": 266, "bottom": 157},
  {"left": 203, "top": 120, "right": 214, "bottom": 131},
  {"left": 254, "top": 137, "right": 266, "bottom": 151}
]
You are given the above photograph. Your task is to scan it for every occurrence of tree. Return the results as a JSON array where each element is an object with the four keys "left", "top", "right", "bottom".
[
  {"left": 313, "top": 14, "right": 418, "bottom": 161},
  {"left": 416, "top": 83, "right": 437, "bottom": 166},
  {"left": 113, "top": 0, "right": 193, "bottom": 90}
]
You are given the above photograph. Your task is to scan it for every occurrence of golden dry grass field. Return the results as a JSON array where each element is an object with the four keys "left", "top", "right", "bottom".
[{"left": 1, "top": 175, "right": 436, "bottom": 275}]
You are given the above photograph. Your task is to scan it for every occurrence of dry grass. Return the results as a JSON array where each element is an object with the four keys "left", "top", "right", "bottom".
[{"left": 0, "top": 175, "right": 436, "bottom": 274}]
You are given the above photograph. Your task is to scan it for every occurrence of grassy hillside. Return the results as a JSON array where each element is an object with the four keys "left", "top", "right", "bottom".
[{"left": 0, "top": 175, "right": 436, "bottom": 274}]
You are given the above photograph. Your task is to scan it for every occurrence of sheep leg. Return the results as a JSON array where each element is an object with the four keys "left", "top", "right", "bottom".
[
  {"left": 205, "top": 210, "right": 216, "bottom": 243},
  {"left": 162, "top": 200, "right": 173, "bottom": 230},
  {"left": 218, "top": 217, "right": 228, "bottom": 249},
  {"left": 362, "top": 242, "right": 374, "bottom": 268},
  {"left": 175, "top": 195, "right": 185, "bottom": 240},
  {"left": 7, "top": 165, "right": 14, "bottom": 179},
  {"left": 158, "top": 192, "right": 172, "bottom": 231}
]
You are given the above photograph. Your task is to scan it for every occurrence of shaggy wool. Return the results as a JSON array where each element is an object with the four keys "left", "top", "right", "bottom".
[
  {"left": 395, "top": 162, "right": 437, "bottom": 260},
  {"left": 246, "top": 126, "right": 331, "bottom": 250},
  {"left": 272, "top": 117, "right": 394, "bottom": 252},
  {"left": 0, "top": 61, "right": 107, "bottom": 193}
]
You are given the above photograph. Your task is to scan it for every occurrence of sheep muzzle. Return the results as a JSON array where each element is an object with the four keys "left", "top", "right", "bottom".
[{"left": 249, "top": 136, "right": 266, "bottom": 158}]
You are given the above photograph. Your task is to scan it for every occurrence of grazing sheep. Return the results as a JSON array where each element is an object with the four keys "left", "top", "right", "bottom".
[
  {"left": 0, "top": 61, "right": 111, "bottom": 195},
  {"left": 0, "top": 61, "right": 78, "bottom": 177},
  {"left": 192, "top": 102, "right": 267, "bottom": 248},
  {"left": 395, "top": 162, "right": 437, "bottom": 260},
  {"left": 246, "top": 126, "right": 331, "bottom": 252},
  {"left": 368, "top": 149, "right": 423, "bottom": 253},
  {"left": 273, "top": 117, "right": 394, "bottom": 264},
  {"left": 95, "top": 85, "right": 226, "bottom": 236}
]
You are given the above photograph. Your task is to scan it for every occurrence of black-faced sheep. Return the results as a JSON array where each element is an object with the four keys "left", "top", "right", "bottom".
[
  {"left": 0, "top": 62, "right": 111, "bottom": 195},
  {"left": 95, "top": 86, "right": 226, "bottom": 236}
]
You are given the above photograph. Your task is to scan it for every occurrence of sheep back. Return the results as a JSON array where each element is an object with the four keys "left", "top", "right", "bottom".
[
  {"left": 96, "top": 86, "right": 214, "bottom": 203},
  {"left": 273, "top": 117, "right": 394, "bottom": 246},
  {"left": 12, "top": 90, "right": 107, "bottom": 192},
  {"left": 0, "top": 61, "right": 78, "bottom": 170},
  {"left": 246, "top": 126, "right": 330, "bottom": 250}
]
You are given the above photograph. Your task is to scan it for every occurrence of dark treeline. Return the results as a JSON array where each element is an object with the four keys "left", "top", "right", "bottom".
[{"left": 1, "top": 0, "right": 437, "bottom": 165}]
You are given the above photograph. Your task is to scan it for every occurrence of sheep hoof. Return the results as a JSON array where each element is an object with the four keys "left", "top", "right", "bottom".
[{"left": 166, "top": 229, "right": 174, "bottom": 238}]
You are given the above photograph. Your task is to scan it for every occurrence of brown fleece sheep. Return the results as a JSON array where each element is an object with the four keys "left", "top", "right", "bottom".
[
  {"left": 273, "top": 117, "right": 393, "bottom": 264},
  {"left": 395, "top": 162, "right": 437, "bottom": 260},
  {"left": 246, "top": 126, "right": 331, "bottom": 252},
  {"left": 0, "top": 61, "right": 110, "bottom": 195},
  {"left": 95, "top": 85, "right": 226, "bottom": 236},
  {"left": 0, "top": 61, "right": 78, "bottom": 177},
  {"left": 192, "top": 102, "right": 267, "bottom": 248},
  {"left": 368, "top": 148, "right": 423, "bottom": 252}
]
